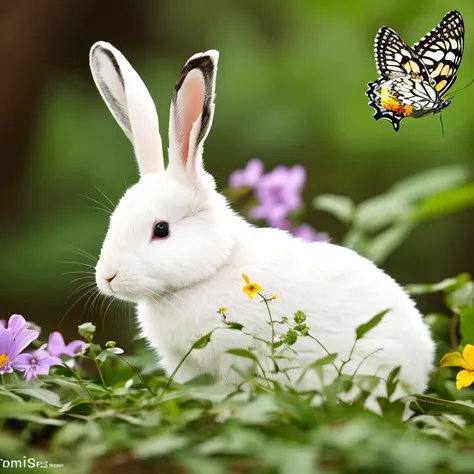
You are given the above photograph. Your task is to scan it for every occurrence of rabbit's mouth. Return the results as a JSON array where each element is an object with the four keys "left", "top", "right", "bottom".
[{"left": 97, "top": 271, "right": 175, "bottom": 304}]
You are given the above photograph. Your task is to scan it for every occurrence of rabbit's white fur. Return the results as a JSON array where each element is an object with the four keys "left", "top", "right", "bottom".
[{"left": 90, "top": 42, "right": 435, "bottom": 406}]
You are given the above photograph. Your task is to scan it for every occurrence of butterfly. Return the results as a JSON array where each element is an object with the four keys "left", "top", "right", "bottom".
[{"left": 366, "top": 10, "right": 464, "bottom": 131}]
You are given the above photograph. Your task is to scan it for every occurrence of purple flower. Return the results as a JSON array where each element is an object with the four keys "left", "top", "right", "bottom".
[
  {"left": 251, "top": 165, "right": 306, "bottom": 227},
  {"left": 229, "top": 159, "right": 264, "bottom": 189},
  {"left": 13, "top": 349, "right": 61, "bottom": 381},
  {"left": 0, "top": 315, "right": 39, "bottom": 375},
  {"left": 0, "top": 320, "right": 5, "bottom": 328},
  {"left": 292, "top": 223, "right": 330, "bottom": 243},
  {"left": 47, "top": 331, "right": 85, "bottom": 358}
]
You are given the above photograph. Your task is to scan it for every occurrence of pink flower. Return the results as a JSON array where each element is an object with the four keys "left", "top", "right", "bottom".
[
  {"left": 47, "top": 331, "right": 85, "bottom": 358},
  {"left": 13, "top": 349, "right": 61, "bottom": 381},
  {"left": 0, "top": 315, "right": 39, "bottom": 375},
  {"left": 228, "top": 159, "right": 264, "bottom": 189},
  {"left": 251, "top": 165, "right": 306, "bottom": 227},
  {"left": 292, "top": 223, "right": 330, "bottom": 243}
]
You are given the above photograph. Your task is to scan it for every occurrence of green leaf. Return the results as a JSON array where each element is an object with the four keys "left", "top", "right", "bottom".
[
  {"left": 96, "top": 350, "right": 109, "bottom": 363},
  {"left": 226, "top": 348, "right": 259, "bottom": 363},
  {"left": 341, "top": 228, "right": 370, "bottom": 254},
  {"left": 446, "top": 280, "right": 474, "bottom": 309},
  {"left": 386, "top": 366, "right": 401, "bottom": 398},
  {"left": 412, "top": 395, "right": 474, "bottom": 416},
  {"left": 222, "top": 320, "right": 244, "bottom": 331},
  {"left": 412, "top": 183, "right": 474, "bottom": 223},
  {"left": 12, "top": 388, "right": 61, "bottom": 407},
  {"left": 307, "top": 353, "right": 338, "bottom": 370},
  {"left": 0, "top": 400, "right": 45, "bottom": 417},
  {"left": 365, "top": 223, "right": 413, "bottom": 264},
  {"left": 11, "top": 414, "right": 66, "bottom": 426},
  {"left": 313, "top": 194, "right": 355, "bottom": 223},
  {"left": 133, "top": 434, "right": 188, "bottom": 459},
  {"left": 353, "top": 194, "right": 412, "bottom": 232},
  {"left": 192, "top": 331, "right": 214, "bottom": 350},
  {"left": 356, "top": 309, "right": 390, "bottom": 340},
  {"left": 405, "top": 278, "right": 459, "bottom": 295},
  {"left": 45, "top": 377, "right": 90, "bottom": 396},
  {"left": 388, "top": 165, "right": 469, "bottom": 202},
  {"left": 459, "top": 306, "right": 474, "bottom": 345}
]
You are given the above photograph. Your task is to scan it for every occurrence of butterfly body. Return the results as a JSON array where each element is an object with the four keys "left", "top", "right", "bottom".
[
  {"left": 367, "top": 76, "right": 451, "bottom": 131},
  {"left": 366, "top": 10, "right": 464, "bottom": 131}
]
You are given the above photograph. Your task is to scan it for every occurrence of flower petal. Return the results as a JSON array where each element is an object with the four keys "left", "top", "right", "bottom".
[
  {"left": 0, "top": 325, "right": 12, "bottom": 354},
  {"left": 461, "top": 344, "right": 474, "bottom": 369},
  {"left": 11, "top": 353, "right": 33, "bottom": 370},
  {"left": 47, "top": 332, "right": 66, "bottom": 357},
  {"left": 292, "top": 224, "right": 330, "bottom": 243},
  {"left": 63, "top": 341, "right": 85, "bottom": 357},
  {"left": 228, "top": 170, "right": 245, "bottom": 188},
  {"left": 9, "top": 329, "right": 39, "bottom": 359},
  {"left": 456, "top": 369, "right": 474, "bottom": 389},
  {"left": 245, "top": 159, "right": 264, "bottom": 186},
  {"left": 39, "top": 355, "right": 62, "bottom": 368},
  {"left": 24, "top": 368, "right": 36, "bottom": 381},
  {"left": 289, "top": 165, "right": 306, "bottom": 190},
  {"left": 242, "top": 274, "right": 250, "bottom": 284},
  {"left": 7, "top": 314, "right": 29, "bottom": 336},
  {"left": 439, "top": 351, "right": 471, "bottom": 369}
]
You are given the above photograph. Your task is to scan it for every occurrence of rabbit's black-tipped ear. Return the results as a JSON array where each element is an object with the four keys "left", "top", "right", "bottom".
[
  {"left": 167, "top": 50, "right": 219, "bottom": 184},
  {"left": 89, "top": 41, "right": 164, "bottom": 176}
]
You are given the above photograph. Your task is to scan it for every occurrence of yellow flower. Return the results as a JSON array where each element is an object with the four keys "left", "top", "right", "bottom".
[
  {"left": 218, "top": 306, "right": 227, "bottom": 313},
  {"left": 440, "top": 344, "right": 474, "bottom": 390},
  {"left": 272, "top": 294, "right": 277, "bottom": 300},
  {"left": 241, "top": 274, "right": 263, "bottom": 300}
]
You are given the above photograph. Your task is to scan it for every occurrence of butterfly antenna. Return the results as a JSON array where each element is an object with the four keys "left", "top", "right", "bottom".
[
  {"left": 439, "top": 113, "right": 445, "bottom": 138},
  {"left": 445, "top": 77, "right": 474, "bottom": 99}
]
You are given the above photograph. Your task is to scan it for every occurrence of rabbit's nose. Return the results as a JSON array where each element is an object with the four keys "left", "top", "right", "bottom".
[{"left": 105, "top": 274, "right": 117, "bottom": 284}]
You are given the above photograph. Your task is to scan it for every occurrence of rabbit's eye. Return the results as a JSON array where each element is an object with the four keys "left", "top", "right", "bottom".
[{"left": 153, "top": 221, "right": 169, "bottom": 239}]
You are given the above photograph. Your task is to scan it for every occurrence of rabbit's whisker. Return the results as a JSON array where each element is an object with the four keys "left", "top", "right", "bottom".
[
  {"left": 66, "top": 246, "right": 98, "bottom": 263},
  {"left": 93, "top": 184, "right": 117, "bottom": 209},
  {"left": 80, "top": 194, "right": 114, "bottom": 214},
  {"left": 59, "top": 286, "right": 97, "bottom": 327}
]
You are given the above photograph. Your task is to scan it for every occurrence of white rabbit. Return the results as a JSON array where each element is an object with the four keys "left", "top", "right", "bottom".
[{"left": 90, "top": 42, "right": 435, "bottom": 408}]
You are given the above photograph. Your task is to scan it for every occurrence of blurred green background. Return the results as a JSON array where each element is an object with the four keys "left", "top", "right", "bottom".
[{"left": 1, "top": 0, "right": 473, "bottom": 347}]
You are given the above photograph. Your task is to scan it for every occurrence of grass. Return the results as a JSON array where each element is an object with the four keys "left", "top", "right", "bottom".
[{"left": 1, "top": 274, "right": 474, "bottom": 474}]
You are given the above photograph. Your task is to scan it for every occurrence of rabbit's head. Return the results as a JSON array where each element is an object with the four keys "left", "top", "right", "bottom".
[{"left": 90, "top": 43, "right": 236, "bottom": 302}]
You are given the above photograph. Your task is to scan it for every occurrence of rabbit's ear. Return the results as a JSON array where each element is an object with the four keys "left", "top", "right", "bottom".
[
  {"left": 89, "top": 41, "right": 164, "bottom": 176},
  {"left": 167, "top": 50, "right": 219, "bottom": 186}
]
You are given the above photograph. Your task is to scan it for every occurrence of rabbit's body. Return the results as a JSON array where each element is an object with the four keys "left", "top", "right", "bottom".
[
  {"left": 136, "top": 213, "right": 433, "bottom": 393},
  {"left": 89, "top": 42, "right": 435, "bottom": 405}
]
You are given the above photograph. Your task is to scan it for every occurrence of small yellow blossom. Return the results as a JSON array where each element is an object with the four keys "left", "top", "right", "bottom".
[
  {"left": 440, "top": 344, "right": 474, "bottom": 390},
  {"left": 241, "top": 274, "right": 263, "bottom": 300},
  {"left": 218, "top": 306, "right": 227, "bottom": 313},
  {"left": 272, "top": 294, "right": 277, "bottom": 300}
]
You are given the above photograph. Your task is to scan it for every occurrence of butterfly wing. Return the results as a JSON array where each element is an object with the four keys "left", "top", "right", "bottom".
[
  {"left": 390, "top": 77, "right": 448, "bottom": 118},
  {"left": 413, "top": 10, "right": 464, "bottom": 96},
  {"left": 374, "top": 26, "right": 430, "bottom": 80},
  {"left": 366, "top": 77, "right": 448, "bottom": 131},
  {"left": 366, "top": 78, "right": 404, "bottom": 132}
]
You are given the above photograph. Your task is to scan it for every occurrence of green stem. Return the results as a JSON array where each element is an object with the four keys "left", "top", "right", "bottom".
[
  {"left": 259, "top": 293, "right": 279, "bottom": 374},
  {"left": 158, "top": 345, "right": 194, "bottom": 400},
  {"left": 63, "top": 364, "right": 97, "bottom": 409},
  {"left": 351, "top": 348, "right": 382, "bottom": 379},
  {"left": 307, "top": 333, "right": 341, "bottom": 376},
  {"left": 339, "top": 339, "right": 357, "bottom": 375},
  {"left": 115, "top": 354, "right": 155, "bottom": 396},
  {"left": 87, "top": 339, "right": 107, "bottom": 390}
]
